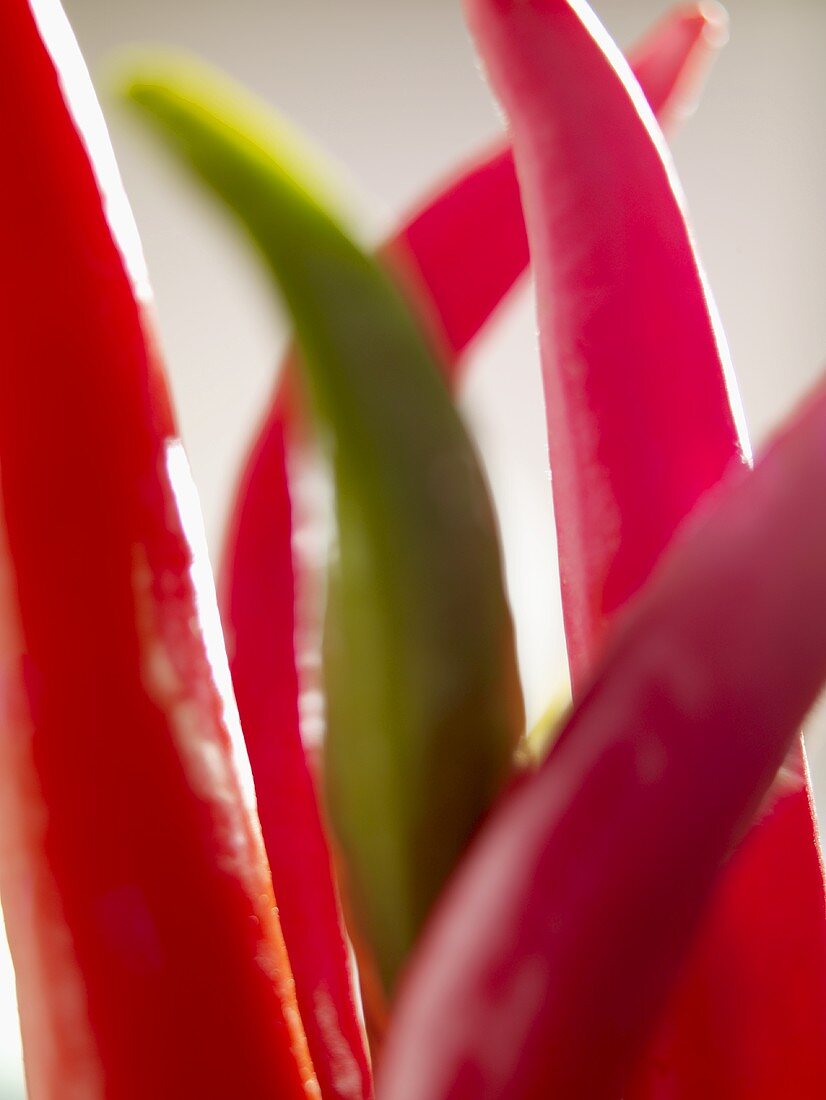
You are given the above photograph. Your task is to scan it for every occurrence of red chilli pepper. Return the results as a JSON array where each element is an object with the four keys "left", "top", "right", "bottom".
[
  {"left": 220, "top": 8, "right": 725, "bottom": 1090},
  {"left": 0, "top": 3, "right": 313, "bottom": 1096},
  {"left": 460, "top": 0, "right": 826, "bottom": 1094},
  {"left": 384, "top": 1, "right": 729, "bottom": 365},
  {"left": 378, "top": 362, "right": 826, "bottom": 1100}
]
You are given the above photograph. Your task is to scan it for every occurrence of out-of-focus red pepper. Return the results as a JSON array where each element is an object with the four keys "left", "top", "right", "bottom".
[
  {"left": 221, "top": 371, "right": 368, "bottom": 1099},
  {"left": 220, "top": 6, "right": 726, "bottom": 1085},
  {"left": 458, "top": 0, "right": 826, "bottom": 1094},
  {"left": 628, "top": 1, "right": 730, "bottom": 133},
  {"left": 0, "top": 2, "right": 313, "bottom": 1095},
  {"left": 223, "top": 372, "right": 374, "bottom": 1100},
  {"left": 378, "top": 357, "right": 826, "bottom": 1100},
  {"left": 383, "top": 1, "right": 729, "bottom": 364}
]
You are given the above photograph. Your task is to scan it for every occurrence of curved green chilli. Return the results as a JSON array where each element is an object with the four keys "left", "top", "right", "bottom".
[{"left": 122, "top": 59, "right": 524, "bottom": 992}]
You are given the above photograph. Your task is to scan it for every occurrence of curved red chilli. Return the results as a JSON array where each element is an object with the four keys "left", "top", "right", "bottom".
[
  {"left": 378, "top": 368, "right": 826, "bottom": 1100},
  {"left": 381, "top": 2, "right": 728, "bottom": 365},
  {"left": 461, "top": 0, "right": 826, "bottom": 1095},
  {"left": 0, "top": 2, "right": 312, "bottom": 1096},
  {"left": 220, "top": 7, "right": 722, "bottom": 1089}
]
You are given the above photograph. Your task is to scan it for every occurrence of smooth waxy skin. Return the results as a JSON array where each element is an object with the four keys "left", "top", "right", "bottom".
[
  {"left": 124, "top": 62, "right": 524, "bottom": 998},
  {"left": 217, "top": 7, "right": 727, "bottom": 1083},
  {"left": 470, "top": 0, "right": 748, "bottom": 683},
  {"left": 464, "top": 0, "right": 826, "bottom": 1095},
  {"left": 380, "top": 368, "right": 826, "bottom": 1099},
  {"left": 0, "top": 3, "right": 313, "bottom": 1096}
]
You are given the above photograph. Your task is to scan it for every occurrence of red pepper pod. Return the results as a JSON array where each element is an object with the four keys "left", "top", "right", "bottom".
[
  {"left": 460, "top": 0, "right": 826, "bottom": 1093},
  {"left": 382, "top": 1, "right": 729, "bottom": 365},
  {"left": 378, "top": 372, "right": 826, "bottom": 1100},
  {"left": 219, "top": 9, "right": 727, "bottom": 1085},
  {"left": 222, "top": 373, "right": 372, "bottom": 1100},
  {"left": 0, "top": 2, "right": 313, "bottom": 1096},
  {"left": 462, "top": 0, "right": 750, "bottom": 683}
]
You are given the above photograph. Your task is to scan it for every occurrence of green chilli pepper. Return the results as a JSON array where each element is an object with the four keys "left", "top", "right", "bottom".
[{"left": 123, "top": 58, "right": 524, "bottom": 992}]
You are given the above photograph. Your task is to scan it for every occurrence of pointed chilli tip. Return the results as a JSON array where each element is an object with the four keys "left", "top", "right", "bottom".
[
  {"left": 116, "top": 52, "right": 363, "bottom": 242},
  {"left": 118, "top": 57, "right": 283, "bottom": 173},
  {"left": 696, "top": 1, "right": 730, "bottom": 48}
]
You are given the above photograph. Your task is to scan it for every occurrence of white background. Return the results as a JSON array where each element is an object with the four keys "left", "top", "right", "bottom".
[{"left": 1, "top": 0, "right": 825, "bottom": 1093}]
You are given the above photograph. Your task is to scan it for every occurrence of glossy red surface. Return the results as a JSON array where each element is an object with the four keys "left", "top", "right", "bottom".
[{"left": 0, "top": 2, "right": 312, "bottom": 1095}]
